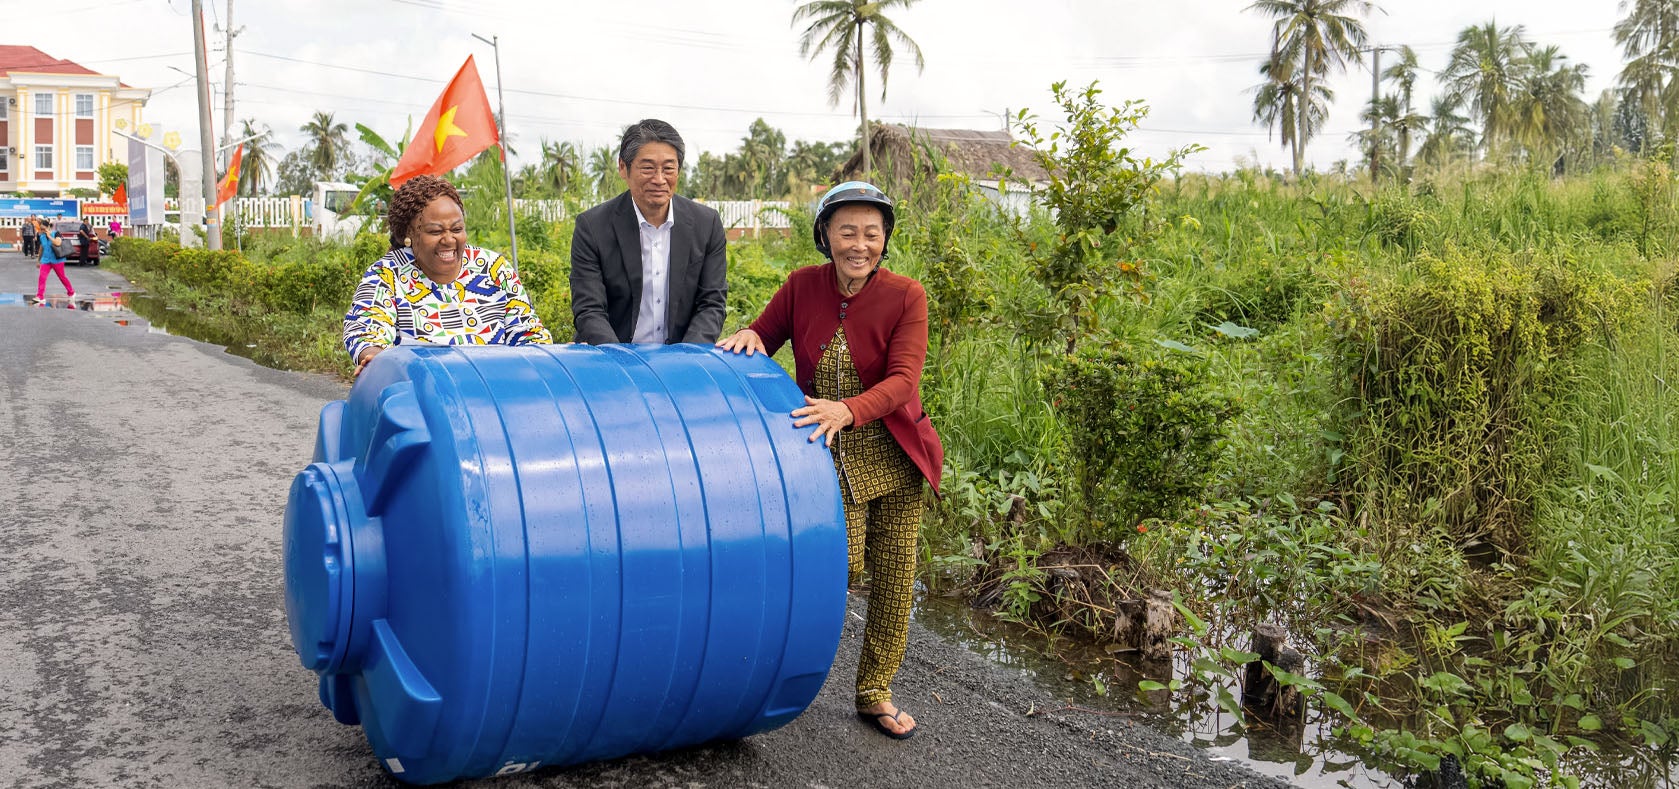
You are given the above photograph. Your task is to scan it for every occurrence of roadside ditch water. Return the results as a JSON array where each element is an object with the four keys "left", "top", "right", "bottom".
[
  {"left": 117, "top": 292, "right": 275, "bottom": 367},
  {"left": 913, "top": 594, "right": 1679, "bottom": 788},
  {"left": 912, "top": 593, "right": 1404, "bottom": 787}
]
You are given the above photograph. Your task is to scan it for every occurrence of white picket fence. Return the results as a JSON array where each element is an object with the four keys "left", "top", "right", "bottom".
[
  {"left": 223, "top": 196, "right": 296, "bottom": 228},
  {"left": 72, "top": 196, "right": 790, "bottom": 232},
  {"left": 708, "top": 199, "right": 793, "bottom": 232}
]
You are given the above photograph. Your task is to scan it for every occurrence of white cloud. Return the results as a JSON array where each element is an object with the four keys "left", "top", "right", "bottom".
[{"left": 33, "top": 0, "right": 1633, "bottom": 178}]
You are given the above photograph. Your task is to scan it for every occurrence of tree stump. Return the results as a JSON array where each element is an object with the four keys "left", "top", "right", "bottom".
[
  {"left": 1241, "top": 623, "right": 1306, "bottom": 724},
  {"left": 1112, "top": 590, "right": 1175, "bottom": 661}
]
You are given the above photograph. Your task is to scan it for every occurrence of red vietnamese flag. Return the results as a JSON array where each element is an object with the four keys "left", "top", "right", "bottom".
[
  {"left": 112, "top": 182, "right": 128, "bottom": 207},
  {"left": 215, "top": 144, "right": 243, "bottom": 208},
  {"left": 390, "top": 55, "right": 500, "bottom": 187}
]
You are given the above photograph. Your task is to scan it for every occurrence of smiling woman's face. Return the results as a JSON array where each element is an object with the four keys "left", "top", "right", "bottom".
[
  {"left": 409, "top": 196, "right": 466, "bottom": 284},
  {"left": 826, "top": 203, "right": 886, "bottom": 283}
]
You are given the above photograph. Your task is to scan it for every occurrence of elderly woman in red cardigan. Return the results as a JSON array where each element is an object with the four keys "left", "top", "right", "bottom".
[{"left": 717, "top": 181, "right": 943, "bottom": 740}]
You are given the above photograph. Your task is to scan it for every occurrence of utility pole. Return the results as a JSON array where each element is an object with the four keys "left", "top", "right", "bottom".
[
  {"left": 1368, "top": 46, "right": 1389, "bottom": 184},
  {"left": 219, "top": 0, "right": 242, "bottom": 237},
  {"left": 191, "top": 0, "right": 221, "bottom": 249},
  {"left": 221, "top": 0, "right": 241, "bottom": 144},
  {"left": 472, "top": 32, "right": 519, "bottom": 270},
  {"left": 1369, "top": 47, "right": 1380, "bottom": 182}
]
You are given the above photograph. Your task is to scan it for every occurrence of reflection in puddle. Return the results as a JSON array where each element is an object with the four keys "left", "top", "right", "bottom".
[
  {"left": 913, "top": 595, "right": 1677, "bottom": 788},
  {"left": 118, "top": 293, "right": 278, "bottom": 367},
  {"left": 914, "top": 595, "right": 1384, "bottom": 788}
]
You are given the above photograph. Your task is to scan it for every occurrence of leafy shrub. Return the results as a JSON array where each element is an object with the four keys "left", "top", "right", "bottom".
[
  {"left": 1331, "top": 250, "right": 1638, "bottom": 556},
  {"left": 1364, "top": 189, "right": 1437, "bottom": 253},
  {"left": 1046, "top": 344, "right": 1239, "bottom": 538},
  {"left": 722, "top": 240, "right": 793, "bottom": 333},
  {"left": 1194, "top": 257, "right": 1328, "bottom": 331}
]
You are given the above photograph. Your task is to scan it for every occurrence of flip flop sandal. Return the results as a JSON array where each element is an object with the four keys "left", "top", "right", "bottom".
[{"left": 858, "top": 708, "right": 917, "bottom": 740}]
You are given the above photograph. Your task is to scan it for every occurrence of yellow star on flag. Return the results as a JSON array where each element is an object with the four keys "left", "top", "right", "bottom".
[{"left": 434, "top": 105, "right": 468, "bottom": 152}]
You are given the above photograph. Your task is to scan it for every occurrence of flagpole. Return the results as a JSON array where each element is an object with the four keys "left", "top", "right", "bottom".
[{"left": 472, "top": 32, "right": 519, "bottom": 271}]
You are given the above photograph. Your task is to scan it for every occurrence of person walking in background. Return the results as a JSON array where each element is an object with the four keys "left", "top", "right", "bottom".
[
  {"left": 108, "top": 218, "right": 122, "bottom": 238},
  {"left": 36, "top": 223, "right": 75, "bottom": 305},
  {"left": 78, "top": 222, "right": 99, "bottom": 266},
  {"left": 570, "top": 119, "right": 728, "bottom": 345},
  {"left": 717, "top": 181, "right": 943, "bottom": 740},
  {"left": 20, "top": 215, "right": 36, "bottom": 257}
]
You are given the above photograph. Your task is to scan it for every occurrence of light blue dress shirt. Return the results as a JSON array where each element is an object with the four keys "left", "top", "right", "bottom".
[{"left": 631, "top": 200, "right": 674, "bottom": 344}]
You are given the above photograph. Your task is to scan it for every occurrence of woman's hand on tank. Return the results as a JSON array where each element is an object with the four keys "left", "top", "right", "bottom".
[
  {"left": 715, "top": 329, "right": 765, "bottom": 356},
  {"left": 791, "top": 396, "right": 854, "bottom": 446},
  {"left": 354, "top": 346, "right": 385, "bottom": 376}
]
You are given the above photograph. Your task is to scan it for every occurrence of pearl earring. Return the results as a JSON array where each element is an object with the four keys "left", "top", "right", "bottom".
[{"left": 404, "top": 237, "right": 412, "bottom": 247}]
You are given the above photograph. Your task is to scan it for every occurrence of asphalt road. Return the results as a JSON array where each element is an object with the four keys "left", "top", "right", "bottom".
[{"left": 0, "top": 256, "right": 1289, "bottom": 789}]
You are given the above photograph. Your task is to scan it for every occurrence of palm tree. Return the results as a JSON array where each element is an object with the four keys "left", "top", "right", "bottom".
[
  {"left": 738, "top": 119, "right": 787, "bottom": 198},
  {"left": 1589, "top": 89, "right": 1624, "bottom": 161},
  {"left": 1382, "top": 45, "right": 1424, "bottom": 171},
  {"left": 299, "top": 111, "right": 351, "bottom": 180},
  {"left": 1246, "top": 0, "right": 1373, "bottom": 176},
  {"left": 793, "top": 0, "right": 925, "bottom": 175},
  {"left": 784, "top": 139, "right": 836, "bottom": 195},
  {"left": 1442, "top": 21, "right": 1532, "bottom": 158},
  {"left": 539, "top": 139, "right": 581, "bottom": 196},
  {"left": 1615, "top": 0, "right": 1679, "bottom": 135},
  {"left": 1251, "top": 43, "right": 1335, "bottom": 174},
  {"left": 1510, "top": 45, "right": 1590, "bottom": 165},
  {"left": 1416, "top": 94, "right": 1476, "bottom": 168},
  {"left": 235, "top": 118, "right": 277, "bottom": 196},
  {"left": 585, "top": 145, "right": 617, "bottom": 200},
  {"left": 1354, "top": 94, "right": 1401, "bottom": 179}
]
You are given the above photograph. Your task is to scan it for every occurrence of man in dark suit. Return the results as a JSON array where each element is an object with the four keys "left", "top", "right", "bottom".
[{"left": 570, "top": 119, "right": 728, "bottom": 344}]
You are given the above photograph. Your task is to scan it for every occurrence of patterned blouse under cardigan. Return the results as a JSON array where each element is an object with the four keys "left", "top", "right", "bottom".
[{"left": 342, "top": 245, "right": 551, "bottom": 361}]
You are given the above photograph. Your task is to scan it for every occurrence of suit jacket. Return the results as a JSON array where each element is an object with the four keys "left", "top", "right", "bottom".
[
  {"left": 748, "top": 263, "right": 944, "bottom": 493},
  {"left": 570, "top": 192, "right": 728, "bottom": 344}
]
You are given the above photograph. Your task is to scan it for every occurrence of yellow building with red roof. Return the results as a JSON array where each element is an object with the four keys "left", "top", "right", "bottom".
[{"left": 0, "top": 46, "right": 149, "bottom": 196}]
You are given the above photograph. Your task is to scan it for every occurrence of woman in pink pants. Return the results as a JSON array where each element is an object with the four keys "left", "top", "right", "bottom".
[{"left": 36, "top": 226, "right": 75, "bottom": 304}]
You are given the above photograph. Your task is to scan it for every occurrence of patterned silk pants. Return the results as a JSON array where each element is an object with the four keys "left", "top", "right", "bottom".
[{"left": 848, "top": 484, "right": 922, "bottom": 709}]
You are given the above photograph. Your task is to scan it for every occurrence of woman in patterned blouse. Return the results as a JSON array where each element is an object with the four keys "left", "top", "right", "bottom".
[
  {"left": 716, "top": 182, "right": 944, "bottom": 740},
  {"left": 343, "top": 174, "right": 551, "bottom": 375}
]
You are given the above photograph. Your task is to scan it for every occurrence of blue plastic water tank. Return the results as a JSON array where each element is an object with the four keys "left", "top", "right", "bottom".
[{"left": 283, "top": 344, "right": 848, "bottom": 784}]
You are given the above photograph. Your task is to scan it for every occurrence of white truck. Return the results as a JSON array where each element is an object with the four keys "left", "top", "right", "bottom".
[{"left": 310, "top": 182, "right": 365, "bottom": 240}]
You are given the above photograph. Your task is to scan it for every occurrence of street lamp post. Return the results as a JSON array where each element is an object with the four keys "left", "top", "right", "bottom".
[{"left": 471, "top": 32, "right": 519, "bottom": 270}]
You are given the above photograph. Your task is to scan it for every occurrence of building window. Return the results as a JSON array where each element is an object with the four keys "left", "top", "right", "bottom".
[
  {"left": 75, "top": 94, "right": 93, "bottom": 118},
  {"left": 34, "top": 92, "right": 52, "bottom": 117},
  {"left": 0, "top": 99, "right": 8, "bottom": 120},
  {"left": 0, "top": 153, "right": 9, "bottom": 172},
  {"left": 35, "top": 146, "right": 51, "bottom": 170},
  {"left": 76, "top": 146, "right": 93, "bottom": 170}
]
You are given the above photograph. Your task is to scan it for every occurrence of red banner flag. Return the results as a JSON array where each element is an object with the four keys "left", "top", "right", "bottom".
[
  {"left": 112, "top": 182, "right": 128, "bottom": 208},
  {"left": 215, "top": 144, "right": 243, "bottom": 208},
  {"left": 390, "top": 55, "right": 500, "bottom": 187}
]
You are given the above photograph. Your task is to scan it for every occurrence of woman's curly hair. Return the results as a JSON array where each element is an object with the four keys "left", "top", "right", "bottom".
[{"left": 386, "top": 175, "right": 464, "bottom": 251}]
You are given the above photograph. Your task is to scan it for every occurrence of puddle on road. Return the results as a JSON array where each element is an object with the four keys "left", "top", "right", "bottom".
[
  {"left": 912, "top": 595, "right": 1679, "bottom": 788},
  {"left": 2, "top": 291, "right": 282, "bottom": 366},
  {"left": 112, "top": 293, "right": 279, "bottom": 366}
]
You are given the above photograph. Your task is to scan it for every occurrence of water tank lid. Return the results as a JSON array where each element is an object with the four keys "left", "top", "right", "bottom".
[{"left": 284, "top": 463, "right": 355, "bottom": 675}]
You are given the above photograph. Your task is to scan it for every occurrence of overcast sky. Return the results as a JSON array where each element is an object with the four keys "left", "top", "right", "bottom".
[{"left": 26, "top": 0, "right": 1627, "bottom": 177}]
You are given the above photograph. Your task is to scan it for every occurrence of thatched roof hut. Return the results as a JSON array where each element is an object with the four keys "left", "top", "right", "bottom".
[{"left": 834, "top": 124, "right": 1050, "bottom": 189}]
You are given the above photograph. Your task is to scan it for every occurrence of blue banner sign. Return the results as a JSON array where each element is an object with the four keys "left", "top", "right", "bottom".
[{"left": 0, "top": 198, "right": 79, "bottom": 219}]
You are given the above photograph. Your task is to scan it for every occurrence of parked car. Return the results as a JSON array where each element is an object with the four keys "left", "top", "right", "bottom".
[{"left": 51, "top": 220, "right": 105, "bottom": 265}]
